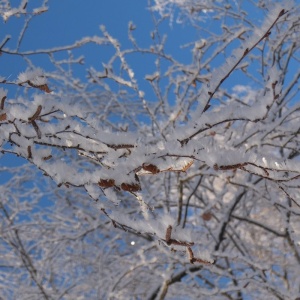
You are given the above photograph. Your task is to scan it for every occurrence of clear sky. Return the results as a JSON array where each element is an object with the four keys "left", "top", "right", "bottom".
[
  {"left": 1, "top": 1, "right": 298, "bottom": 94},
  {"left": 0, "top": 0, "right": 212, "bottom": 127},
  {"left": 0, "top": 1, "right": 199, "bottom": 82}
]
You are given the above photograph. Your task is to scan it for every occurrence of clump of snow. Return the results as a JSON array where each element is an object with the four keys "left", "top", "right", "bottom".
[
  {"left": 18, "top": 68, "right": 47, "bottom": 86},
  {"left": 2, "top": 8, "right": 20, "bottom": 22},
  {"left": 33, "top": 6, "right": 48, "bottom": 14},
  {"left": 193, "top": 248, "right": 214, "bottom": 264},
  {"left": 85, "top": 183, "right": 101, "bottom": 200}
]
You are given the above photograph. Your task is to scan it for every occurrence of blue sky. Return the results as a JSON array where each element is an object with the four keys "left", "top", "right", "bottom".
[
  {"left": 1, "top": 1, "right": 298, "bottom": 93},
  {"left": 0, "top": 1, "right": 198, "bottom": 81},
  {"left": 0, "top": 0, "right": 209, "bottom": 123}
]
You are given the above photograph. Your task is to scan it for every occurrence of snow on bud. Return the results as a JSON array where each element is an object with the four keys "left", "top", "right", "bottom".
[
  {"left": 138, "top": 90, "right": 145, "bottom": 98},
  {"left": 33, "top": 6, "right": 48, "bottom": 14},
  {"left": 100, "top": 25, "right": 106, "bottom": 32},
  {"left": 262, "top": 157, "right": 268, "bottom": 167},
  {"left": 2, "top": 9, "right": 18, "bottom": 22},
  {"left": 157, "top": 141, "right": 165, "bottom": 151},
  {"left": 128, "top": 68, "right": 134, "bottom": 79},
  {"left": 145, "top": 72, "right": 159, "bottom": 82},
  {"left": 66, "top": 140, "right": 73, "bottom": 147},
  {"left": 195, "top": 39, "right": 206, "bottom": 50}
]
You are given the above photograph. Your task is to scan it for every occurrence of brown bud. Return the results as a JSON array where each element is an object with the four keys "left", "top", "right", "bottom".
[
  {"left": 0, "top": 113, "right": 6, "bottom": 121},
  {"left": 43, "top": 155, "right": 52, "bottom": 161},
  {"left": 165, "top": 225, "right": 172, "bottom": 244},
  {"left": 142, "top": 163, "right": 160, "bottom": 174},
  {"left": 98, "top": 179, "right": 115, "bottom": 188},
  {"left": 121, "top": 182, "right": 141, "bottom": 192},
  {"left": 272, "top": 81, "right": 278, "bottom": 89},
  {"left": 27, "top": 146, "right": 32, "bottom": 159},
  {"left": 213, "top": 164, "right": 219, "bottom": 171},
  {"left": 202, "top": 212, "right": 212, "bottom": 221},
  {"left": 1, "top": 96, "right": 6, "bottom": 110}
]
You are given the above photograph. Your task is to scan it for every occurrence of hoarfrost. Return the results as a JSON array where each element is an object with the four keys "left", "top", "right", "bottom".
[{"left": 18, "top": 68, "right": 47, "bottom": 85}]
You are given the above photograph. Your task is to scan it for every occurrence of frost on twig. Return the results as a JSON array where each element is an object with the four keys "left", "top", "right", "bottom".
[
  {"left": 164, "top": 225, "right": 214, "bottom": 264},
  {"left": 18, "top": 68, "right": 51, "bottom": 93},
  {"left": 0, "top": 1, "right": 48, "bottom": 22}
]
